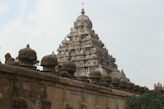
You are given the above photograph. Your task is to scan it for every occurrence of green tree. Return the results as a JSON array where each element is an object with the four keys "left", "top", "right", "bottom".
[{"left": 127, "top": 92, "right": 164, "bottom": 109}]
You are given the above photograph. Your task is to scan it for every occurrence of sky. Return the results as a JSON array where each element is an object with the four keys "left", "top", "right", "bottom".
[{"left": 0, "top": 0, "right": 164, "bottom": 89}]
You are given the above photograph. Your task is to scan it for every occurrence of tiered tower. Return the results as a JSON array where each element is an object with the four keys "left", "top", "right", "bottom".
[{"left": 57, "top": 9, "right": 118, "bottom": 76}]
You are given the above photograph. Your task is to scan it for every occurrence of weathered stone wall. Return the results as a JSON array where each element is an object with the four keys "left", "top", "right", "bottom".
[{"left": 0, "top": 63, "right": 133, "bottom": 109}]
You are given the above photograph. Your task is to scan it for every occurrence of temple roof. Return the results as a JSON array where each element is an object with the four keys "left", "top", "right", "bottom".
[{"left": 74, "top": 9, "right": 92, "bottom": 32}]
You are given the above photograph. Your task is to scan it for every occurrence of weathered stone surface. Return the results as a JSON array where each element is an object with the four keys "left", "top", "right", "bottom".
[
  {"left": 0, "top": 63, "right": 134, "bottom": 109},
  {"left": 0, "top": 78, "right": 12, "bottom": 109},
  {"left": 5, "top": 53, "right": 19, "bottom": 66},
  {"left": 18, "top": 44, "right": 37, "bottom": 70},
  {"left": 41, "top": 52, "right": 57, "bottom": 72},
  {"left": 61, "top": 61, "right": 76, "bottom": 76},
  {"left": 57, "top": 9, "right": 118, "bottom": 76},
  {"left": 89, "top": 70, "right": 102, "bottom": 84},
  {"left": 77, "top": 76, "right": 89, "bottom": 82}
]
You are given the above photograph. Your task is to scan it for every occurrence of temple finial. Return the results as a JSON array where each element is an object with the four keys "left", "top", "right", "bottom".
[{"left": 81, "top": 8, "right": 85, "bottom": 15}]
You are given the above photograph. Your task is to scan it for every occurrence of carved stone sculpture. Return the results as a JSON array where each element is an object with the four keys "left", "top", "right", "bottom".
[
  {"left": 18, "top": 44, "right": 37, "bottom": 70},
  {"left": 81, "top": 103, "right": 88, "bottom": 109},
  {"left": 61, "top": 61, "right": 76, "bottom": 77},
  {"left": 41, "top": 99, "right": 51, "bottom": 109},
  {"left": 100, "top": 74, "right": 112, "bottom": 87},
  {"left": 41, "top": 52, "right": 58, "bottom": 73},
  {"left": 128, "top": 82, "right": 135, "bottom": 92},
  {"left": 110, "top": 69, "right": 129, "bottom": 89},
  {"left": 118, "top": 79, "right": 127, "bottom": 90},
  {"left": 64, "top": 103, "right": 73, "bottom": 109},
  {"left": 89, "top": 71, "right": 102, "bottom": 84},
  {"left": 5, "top": 53, "right": 19, "bottom": 66},
  {"left": 55, "top": 64, "right": 63, "bottom": 73},
  {"left": 12, "top": 97, "right": 28, "bottom": 109}
]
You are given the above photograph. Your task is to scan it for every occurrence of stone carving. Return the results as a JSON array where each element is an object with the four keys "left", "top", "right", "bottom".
[
  {"left": 12, "top": 74, "right": 51, "bottom": 109},
  {"left": 41, "top": 52, "right": 58, "bottom": 73},
  {"left": 55, "top": 64, "right": 63, "bottom": 73},
  {"left": 118, "top": 78, "right": 128, "bottom": 90},
  {"left": 126, "top": 82, "right": 134, "bottom": 92},
  {"left": 63, "top": 103, "right": 73, "bottom": 109},
  {"left": 100, "top": 74, "right": 111, "bottom": 87},
  {"left": 13, "top": 97, "right": 28, "bottom": 109},
  {"left": 57, "top": 9, "right": 118, "bottom": 76},
  {"left": 41, "top": 99, "right": 51, "bottom": 109},
  {"left": 61, "top": 61, "right": 76, "bottom": 76},
  {"left": 89, "top": 70, "right": 102, "bottom": 84},
  {"left": 110, "top": 69, "right": 129, "bottom": 89},
  {"left": 18, "top": 44, "right": 37, "bottom": 70},
  {"left": 57, "top": 61, "right": 76, "bottom": 78},
  {"left": 5, "top": 53, "right": 19, "bottom": 66},
  {"left": 81, "top": 103, "right": 88, "bottom": 109}
]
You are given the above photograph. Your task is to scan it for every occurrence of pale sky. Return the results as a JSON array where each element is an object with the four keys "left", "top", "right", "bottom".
[{"left": 0, "top": 0, "right": 164, "bottom": 89}]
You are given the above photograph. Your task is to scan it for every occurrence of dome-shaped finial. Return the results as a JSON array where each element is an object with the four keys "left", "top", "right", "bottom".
[{"left": 81, "top": 8, "right": 85, "bottom": 15}]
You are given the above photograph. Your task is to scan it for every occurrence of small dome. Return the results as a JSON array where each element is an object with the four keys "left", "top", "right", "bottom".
[
  {"left": 18, "top": 44, "right": 37, "bottom": 61},
  {"left": 89, "top": 71, "right": 102, "bottom": 79},
  {"left": 74, "top": 9, "right": 92, "bottom": 31},
  {"left": 41, "top": 52, "right": 57, "bottom": 66},
  {"left": 62, "top": 61, "right": 76, "bottom": 75}
]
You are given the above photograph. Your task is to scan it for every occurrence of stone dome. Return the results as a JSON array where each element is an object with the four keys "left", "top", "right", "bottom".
[
  {"left": 41, "top": 52, "right": 57, "bottom": 67},
  {"left": 61, "top": 61, "right": 76, "bottom": 75},
  {"left": 74, "top": 9, "right": 92, "bottom": 32},
  {"left": 18, "top": 44, "right": 37, "bottom": 61}
]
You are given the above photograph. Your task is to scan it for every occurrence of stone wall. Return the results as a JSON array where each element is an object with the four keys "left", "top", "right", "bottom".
[{"left": 0, "top": 63, "right": 134, "bottom": 109}]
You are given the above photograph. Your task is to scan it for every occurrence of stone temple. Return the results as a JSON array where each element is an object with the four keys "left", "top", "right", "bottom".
[
  {"left": 57, "top": 9, "right": 118, "bottom": 76},
  {"left": 1, "top": 8, "right": 160, "bottom": 109}
]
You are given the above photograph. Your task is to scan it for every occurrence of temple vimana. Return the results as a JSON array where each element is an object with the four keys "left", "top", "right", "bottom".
[{"left": 0, "top": 9, "right": 163, "bottom": 109}]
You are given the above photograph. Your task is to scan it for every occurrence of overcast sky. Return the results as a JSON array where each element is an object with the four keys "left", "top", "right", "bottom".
[{"left": 0, "top": 0, "right": 163, "bottom": 89}]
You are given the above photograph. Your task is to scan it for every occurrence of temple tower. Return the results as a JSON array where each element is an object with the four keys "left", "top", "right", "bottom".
[{"left": 57, "top": 9, "right": 118, "bottom": 76}]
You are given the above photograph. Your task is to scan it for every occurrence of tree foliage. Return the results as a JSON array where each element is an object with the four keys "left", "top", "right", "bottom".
[{"left": 127, "top": 92, "right": 164, "bottom": 109}]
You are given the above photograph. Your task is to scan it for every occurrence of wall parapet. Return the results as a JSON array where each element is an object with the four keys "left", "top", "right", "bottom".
[{"left": 0, "top": 63, "right": 134, "bottom": 109}]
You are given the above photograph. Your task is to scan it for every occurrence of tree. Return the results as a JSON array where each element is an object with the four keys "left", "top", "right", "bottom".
[{"left": 127, "top": 92, "right": 164, "bottom": 109}]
